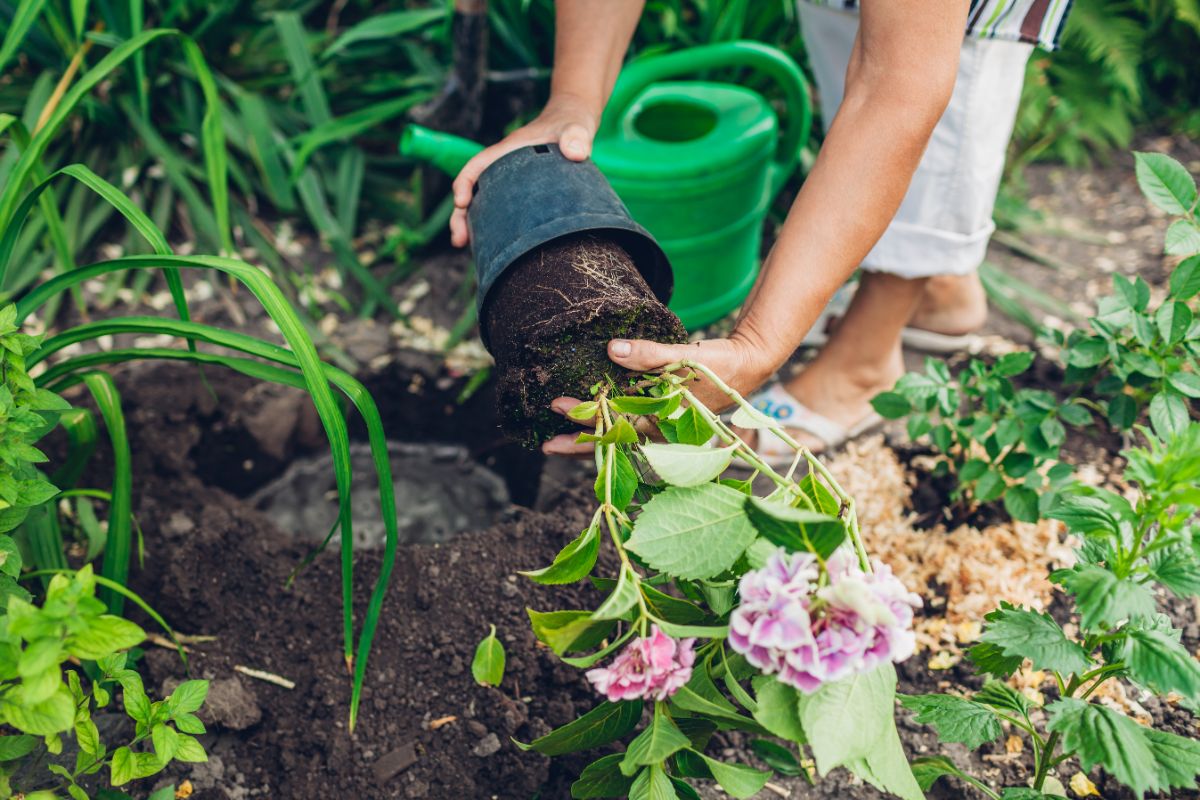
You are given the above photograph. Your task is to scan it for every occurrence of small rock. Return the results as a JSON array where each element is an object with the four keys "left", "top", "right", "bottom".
[
  {"left": 466, "top": 720, "right": 488, "bottom": 737},
  {"left": 472, "top": 733, "right": 502, "bottom": 757},
  {"left": 374, "top": 742, "right": 419, "bottom": 783},
  {"left": 200, "top": 676, "right": 262, "bottom": 730}
]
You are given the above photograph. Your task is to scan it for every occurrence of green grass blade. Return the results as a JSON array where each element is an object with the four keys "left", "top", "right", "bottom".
[
  {"left": 0, "top": 0, "right": 50, "bottom": 74},
  {"left": 290, "top": 92, "right": 431, "bottom": 177},
  {"left": 33, "top": 322, "right": 399, "bottom": 729},
  {"left": 52, "top": 407, "right": 98, "bottom": 489},
  {"left": 272, "top": 11, "right": 331, "bottom": 125},
  {"left": 15, "top": 500, "right": 67, "bottom": 587},
  {"left": 17, "top": 252, "right": 361, "bottom": 689},
  {"left": 232, "top": 90, "right": 296, "bottom": 212},
  {"left": 322, "top": 8, "right": 446, "bottom": 59},
  {"left": 80, "top": 371, "right": 132, "bottom": 615}
]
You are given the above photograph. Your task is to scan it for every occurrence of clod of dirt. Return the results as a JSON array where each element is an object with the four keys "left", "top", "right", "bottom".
[
  {"left": 484, "top": 233, "right": 687, "bottom": 447},
  {"left": 193, "top": 676, "right": 261, "bottom": 731}
]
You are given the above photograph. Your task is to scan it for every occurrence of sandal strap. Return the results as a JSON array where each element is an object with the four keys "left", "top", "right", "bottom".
[{"left": 748, "top": 383, "right": 848, "bottom": 447}]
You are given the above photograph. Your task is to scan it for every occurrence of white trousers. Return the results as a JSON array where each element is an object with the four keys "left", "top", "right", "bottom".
[{"left": 798, "top": 2, "right": 1034, "bottom": 278}]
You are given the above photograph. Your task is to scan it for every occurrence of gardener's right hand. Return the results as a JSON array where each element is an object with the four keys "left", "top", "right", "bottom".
[{"left": 450, "top": 94, "right": 598, "bottom": 247}]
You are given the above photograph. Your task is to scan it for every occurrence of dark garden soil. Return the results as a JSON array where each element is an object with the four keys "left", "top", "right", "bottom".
[
  {"left": 54, "top": 356, "right": 1193, "bottom": 800},
  {"left": 485, "top": 234, "right": 687, "bottom": 447}
]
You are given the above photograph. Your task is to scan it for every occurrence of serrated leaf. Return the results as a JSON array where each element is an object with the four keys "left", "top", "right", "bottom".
[
  {"left": 640, "top": 442, "right": 735, "bottom": 487},
  {"left": 520, "top": 523, "right": 600, "bottom": 585},
  {"left": 0, "top": 734, "right": 37, "bottom": 761},
  {"left": 1052, "top": 564, "right": 1156, "bottom": 631},
  {"left": 1149, "top": 549, "right": 1200, "bottom": 597},
  {"left": 975, "top": 680, "right": 1032, "bottom": 716},
  {"left": 1145, "top": 727, "right": 1200, "bottom": 792},
  {"left": 1157, "top": 300, "right": 1194, "bottom": 344},
  {"left": 1046, "top": 698, "right": 1159, "bottom": 796},
  {"left": 1150, "top": 392, "right": 1190, "bottom": 440},
  {"left": 743, "top": 496, "right": 845, "bottom": 558},
  {"left": 978, "top": 605, "right": 1091, "bottom": 676},
  {"left": 472, "top": 625, "right": 506, "bottom": 687},
  {"left": 620, "top": 704, "right": 690, "bottom": 775},
  {"left": 673, "top": 406, "right": 714, "bottom": 446},
  {"left": 1004, "top": 486, "right": 1040, "bottom": 523},
  {"left": 911, "top": 755, "right": 964, "bottom": 791},
  {"left": 692, "top": 751, "right": 771, "bottom": 799},
  {"left": 627, "top": 484, "right": 757, "bottom": 579},
  {"left": 900, "top": 693, "right": 1002, "bottom": 750},
  {"left": 1123, "top": 627, "right": 1200, "bottom": 703},
  {"left": 571, "top": 753, "right": 636, "bottom": 798},
  {"left": 1134, "top": 152, "right": 1197, "bottom": 215}
]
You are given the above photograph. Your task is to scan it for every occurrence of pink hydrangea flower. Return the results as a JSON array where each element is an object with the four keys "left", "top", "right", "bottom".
[
  {"left": 728, "top": 549, "right": 921, "bottom": 692},
  {"left": 586, "top": 625, "right": 695, "bottom": 702}
]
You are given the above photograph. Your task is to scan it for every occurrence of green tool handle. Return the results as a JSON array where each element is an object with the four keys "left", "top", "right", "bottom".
[{"left": 600, "top": 40, "right": 812, "bottom": 198}]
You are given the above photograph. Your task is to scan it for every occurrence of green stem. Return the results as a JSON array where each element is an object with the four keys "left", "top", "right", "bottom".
[{"left": 597, "top": 394, "right": 649, "bottom": 634}]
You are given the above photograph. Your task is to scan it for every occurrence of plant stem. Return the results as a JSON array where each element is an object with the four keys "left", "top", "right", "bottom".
[
  {"left": 668, "top": 360, "right": 870, "bottom": 571},
  {"left": 597, "top": 395, "right": 649, "bottom": 633}
]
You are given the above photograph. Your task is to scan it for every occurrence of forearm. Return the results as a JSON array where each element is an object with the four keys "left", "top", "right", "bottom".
[
  {"left": 734, "top": 4, "right": 967, "bottom": 377},
  {"left": 550, "top": 0, "right": 644, "bottom": 118}
]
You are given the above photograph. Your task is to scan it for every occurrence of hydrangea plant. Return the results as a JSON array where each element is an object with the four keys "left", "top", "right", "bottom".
[{"left": 518, "top": 361, "right": 924, "bottom": 799}]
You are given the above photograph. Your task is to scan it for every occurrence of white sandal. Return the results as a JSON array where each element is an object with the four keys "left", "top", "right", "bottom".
[{"left": 741, "top": 382, "right": 884, "bottom": 466}]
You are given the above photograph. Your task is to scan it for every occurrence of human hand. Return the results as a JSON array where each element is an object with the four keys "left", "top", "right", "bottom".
[
  {"left": 450, "top": 93, "right": 599, "bottom": 247},
  {"left": 541, "top": 335, "right": 774, "bottom": 457}
]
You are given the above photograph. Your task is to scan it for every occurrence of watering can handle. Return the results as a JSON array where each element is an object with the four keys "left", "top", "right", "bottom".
[{"left": 599, "top": 41, "right": 812, "bottom": 198}]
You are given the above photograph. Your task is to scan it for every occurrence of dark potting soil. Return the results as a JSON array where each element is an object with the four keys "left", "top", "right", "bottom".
[{"left": 484, "top": 234, "right": 687, "bottom": 448}]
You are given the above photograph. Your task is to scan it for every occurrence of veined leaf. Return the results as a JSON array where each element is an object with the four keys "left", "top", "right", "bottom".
[
  {"left": 520, "top": 523, "right": 600, "bottom": 585},
  {"left": 639, "top": 442, "right": 735, "bottom": 487},
  {"left": 1046, "top": 698, "right": 1159, "bottom": 796},
  {"left": 626, "top": 484, "right": 757, "bottom": 580},
  {"left": 517, "top": 701, "right": 643, "bottom": 756},
  {"left": 1051, "top": 564, "right": 1156, "bottom": 631},
  {"left": 620, "top": 704, "right": 690, "bottom": 775},
  {"left": 977, "top": 604, "right": 1091, "bottom": 676},
  {"left": 471, "top": 625, "right": 506, "bottom": 687},
  {"left": 1134, "top": 152, "right": 1197, "bottom": 215},
  {"left": 1123, "top": 627, "right": 1200, "bottom": 703},
  {"left": 899, "top": 693, "right": 1002, "bottom": 750}
]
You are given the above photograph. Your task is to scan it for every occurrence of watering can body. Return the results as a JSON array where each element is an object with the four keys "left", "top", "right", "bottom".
[{"left": 401, "top": 41, "right": 810, "bottom": 329}]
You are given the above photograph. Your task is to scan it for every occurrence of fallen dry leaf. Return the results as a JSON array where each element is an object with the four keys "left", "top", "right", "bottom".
[
  {"left": 176, "top": 780, "right": 194, "bottom": 799},
  {"left": 1070, "top": 771, "right": 1100, "bottom": 797},
  {"left": 430, "top": 715, "right": 458, "bottom": 730},
  {"left": 1006, "top": 734, "right": 1024, "bottom": 754}
]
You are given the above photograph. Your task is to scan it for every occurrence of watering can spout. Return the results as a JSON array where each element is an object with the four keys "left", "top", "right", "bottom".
[{"left": 399, "top": 125, "right": 484, "bottom": 175}]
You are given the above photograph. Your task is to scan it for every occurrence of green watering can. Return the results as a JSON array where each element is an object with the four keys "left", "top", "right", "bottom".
[{"left": 401, "top": 40, "right": 811, "bottom": 329}]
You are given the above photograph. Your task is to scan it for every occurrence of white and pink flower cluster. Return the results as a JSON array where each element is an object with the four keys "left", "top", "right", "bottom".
[
  {"left": 728, "top": 549, "right": 921, "bottom": 692},
  {"left": 586, "top": 625, "right": 695, "bottom": 702}
]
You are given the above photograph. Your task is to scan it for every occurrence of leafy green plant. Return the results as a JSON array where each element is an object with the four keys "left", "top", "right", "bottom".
[
  {"left": 471, "top": 625, "right": 506, "bottom": 688},
  {"left": 0, "top": 156, "right": 406, "bottom": 727},
  {"left": 0, "top": 564, "right": 209, "bottom": 799},
  {"left": 518, "top": 362, "right": 924, "bottom": 799},
  {"left": 905, "top": 422, "right": 1200, "bottom": 799},
  {"left": 1048, "top": 152, "right": 1200, "bottom": 440},
  {"left": 871, "top": 353, "right": 1087, "bottom": 522}
]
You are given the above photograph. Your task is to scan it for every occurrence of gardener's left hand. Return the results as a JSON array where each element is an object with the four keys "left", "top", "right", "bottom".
[{"left": 541, "top": 334, "right": 772, "bottom": 457}]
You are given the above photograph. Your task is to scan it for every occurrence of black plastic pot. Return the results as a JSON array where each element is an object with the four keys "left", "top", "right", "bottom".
[{"left": 468, "top": 143, "right": 674, "bottom": 347}]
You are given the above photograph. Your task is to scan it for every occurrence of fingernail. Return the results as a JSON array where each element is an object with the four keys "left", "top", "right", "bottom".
[
  {"left": 565, "top": 139, "right": 585, "bottom": 157},
  {"left": 610, "top": 340, "right": 632, "bottom": 358}
]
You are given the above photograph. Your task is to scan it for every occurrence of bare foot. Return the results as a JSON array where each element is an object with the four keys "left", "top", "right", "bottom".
[
  {"left": 743, "top": 346, "right": 905, "bottom": 454},
  {"left": 908, "top": 273, "right": 988, "bottom": 336}
]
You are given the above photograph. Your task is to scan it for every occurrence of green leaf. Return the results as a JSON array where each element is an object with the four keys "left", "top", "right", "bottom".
[
  {"left": 1145, "top": 727, "right": 1200, "bottom": 792},
  {"left": 0, "top": 536, "right": 22, "bottom": 578},
  {"left": 1157, "top": 300, "right": 1194, "bottom": 344},
  {"left": 596, "top": 447, "right": 639, "bottom": 513},
  {"left": 1169, "top": 255, "right": 1200, "bottom": 300},
  {"left": 977, "top": 604, "right": 1091, "bottom": 676},
  {"left": 520, "top": 523, "right": 601, "bottom": 585},
  {"left": 519, "top": 701, "right": 643, "bottom": 756},
  {"left": 323, "top": 8, "right": 446, "bottom": 57},
  {"left": 167, "top": 680, "right": 208, "bottom": 716},
  {"left": 471, "top": 625, "right": 506, "bottom": 687},
  {"left": 172, "top": 733, "right": 207, "bottom": 763},
  {"left": 0, "top": 733, "right": 37, "bottom": 761},
  {"left": 571, "top": 754, "right": 636, "bottom": 798},
  {"left": 110, "top": 746, "right": 135, "bottom": 786},
  {"left": 846, "top": 722, "right": 925, "bottom": 800},
  {"left": 1150, "top": 392, "right": 1190, "bottom": 440},
  {"left": 672, "top": 406, "right": 714, "bottom": 446},
  {"left": 743, "top": 497, "right": 845, "bottom": 558},
  {"left": 1107, "top": 394, "right": 1138, "bottom": 430},
  {"left": 1166, "top": 219, "right": 1200, "bottom": 256},
  {"left": 1039, "top": 416, "right": 1066, "bottom": 448},
  {"left": 592, "top": 567, "right": 641, "bottom": 621},
  {"left": 620, "top": 704, "right": 690, "bottom": 775},
  {"left": 749, "top": 739, "right": 807, "bottom": 776},
  {"left": 173, "top": 712, "right": 205, "bottom": 735},
  {"left": 601, "top": 418, "right": 639, "bottom": 446},
  {"left": 628, "top": 764, "right": 676, "bottom": 800},
  {"left": 1123, "top": 627, "right": 1200, "bottom": 703},
  {"left": 750, "top": 675, "right": 805, "bottom": 743},
  {"left": 899, "top": 693, "right": 1002, "bottom": 750},
  {"left": 626, "top": 484, "right": 757, "bottom": 580},
  {"left": 1149, "top": 549, "right": 1200, "bottom": 597},
  {"left": 3, "top": 684, "right": 74, "bottom": 735},
  {"left": 151, "top": 723, "right": 179, "bottom": 762},
  {"left": 75, "top": 717, "right": 102, "bottom": 757},
  {"left": 1168, "top": 371, "right": 1200, "bottom": 398},
  {"left": 995, "top": 351, "right": 1036, "bottom": 377},
  {"left": 67, "top": 615, "right": 145, "bottom": 660},
  {"left": 640, "top": 442, "right": 735, "bottom": 487},
  {"left": 1046, "top": 698, "right": 1159, "bottom": 796},
  {"left": 527, "top": 609, "right": 613, "bottom": 656},
  {"left": 610, "top": 395, "right": 677, "bottom": 416},
  {"left": 692, "top": 751, "right": 771, "bottom": 799},
  {"left": 974, "top": 680, "right": 1032, "bottom": 717},
  {"left": 670, "top": 664, "right": 765, "bottom": 733},
  {"left": 1003, "top": 486, "right": 1040, "bottom": 523},
  {"left": 798, "top": 663, "right": 895, "bottom": 774},
  {"left": 975, "top": 469, "right": 1007, "bottom": 503},
  {"left": 1051, "top": 564, "right": 1157, "bottom": 631},
  {"left": 1134, "top": 152, "right": 1197, "bottom": 215},
  {"left": 871, "top": 391, "right": 912, "bottom": 419},
  {"left": 911, "top": 755, "right": 965, "bottom": 791}
]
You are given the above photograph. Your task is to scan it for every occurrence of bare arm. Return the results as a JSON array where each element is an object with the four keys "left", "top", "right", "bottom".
[
  {"left": 601, "top": 0, "right": 971, "bottom": 406},
  {"left": 449, "top": 0, "right": 644, "bottom": 246}
]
